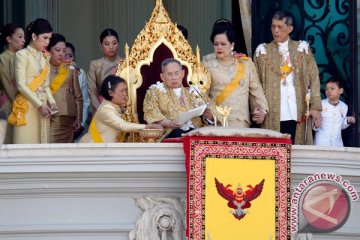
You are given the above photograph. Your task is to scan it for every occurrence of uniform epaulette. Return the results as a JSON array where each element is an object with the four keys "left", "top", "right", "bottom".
[
  {"left": 254, "top": 43, "right": 267, "bottom": 57},
  {"left": 297, "top": 40, "right": 310, "bottom": 54}
]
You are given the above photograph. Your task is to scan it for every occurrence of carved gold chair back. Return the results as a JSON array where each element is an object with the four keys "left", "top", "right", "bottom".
[{"left": 116, "top": 0, "right": 211, "bottom": 126}]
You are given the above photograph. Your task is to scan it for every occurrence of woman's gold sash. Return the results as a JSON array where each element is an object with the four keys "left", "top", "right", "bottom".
[
  {"left": 8, "top": 63, "right": 49, "bottom": 126},
  {"left": 50, "top": 64, "right": 69, "bottom": 94},
  {"left": 89, "top": 118, "right": 127, "bottom": 143},
  {"left": 89, "top": 119, "right": 104, "bottom": 143},
  {"left": 215, "top": 61, "right": 245, "bottom": 105}
]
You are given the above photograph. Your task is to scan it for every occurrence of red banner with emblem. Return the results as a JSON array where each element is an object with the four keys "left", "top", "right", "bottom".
[{"left": 184, "top": 136, "right": 292, "bottom": 240}]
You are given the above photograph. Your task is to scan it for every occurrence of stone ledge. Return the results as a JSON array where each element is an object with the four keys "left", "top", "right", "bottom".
[
  {"left": 1, "top": 144, "right": 359, "bottom": 176},
  {"left": 0, "top": 143, "right": 359, "bottom": 240}
]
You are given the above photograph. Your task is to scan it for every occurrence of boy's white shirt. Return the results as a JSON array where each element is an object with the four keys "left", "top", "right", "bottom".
[{"left": 314, "top": 99, "right": 350, "bottom": 147}]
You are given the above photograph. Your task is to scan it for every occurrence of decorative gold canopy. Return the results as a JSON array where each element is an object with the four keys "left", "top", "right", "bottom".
[{"left": 116, "top": 0, "right": 211, "bottom": 125}]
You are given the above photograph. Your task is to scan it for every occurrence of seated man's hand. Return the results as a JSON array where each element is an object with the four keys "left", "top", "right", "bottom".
[
  {"left": 251, "top": 106, "right": 266, "bottom": 124},
  {"left": 157, "top": 119, "right": 182, "bottom": 129},
  {"left": 145, "top": 123, "right": 163, "bottom": 129},
  {"left": 203, "top": 108, "right": 214, "bottom": 121}
]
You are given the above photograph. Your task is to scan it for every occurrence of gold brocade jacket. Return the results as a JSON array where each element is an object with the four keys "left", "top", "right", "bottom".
[
  {"left": 143, "top": 82, "right": 203, "bottom": 128},
  {"left": 50, "top": 65, "right": 83, "bottom": 120},
  {"left": 203, "top": 53, "right": 268, "bottom": 127},
  {"left": 13, "top": 45, "right": 55, "bottom": 144},
  {"left": 253, "top": 39, "right": 322, "bottom": 145},
  {"left": 87, "top": 57, "right": 122, "bottom": 109},
  {"left": 0, "top": 49, "right": 17, "bottom": 102},
  {"left": 0, "top": 49, "right": 16, "bottom": 143},
  {"left": 15, "top": 45, "right": 55, "bottom": 107}
]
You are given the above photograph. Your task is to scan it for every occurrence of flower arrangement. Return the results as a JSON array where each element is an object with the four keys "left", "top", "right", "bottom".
[
  {"left": 42, "top": 50, "right": 51, "bottom": 62},
  {"left": 64, "top": 60, "right": 81, "bottom": 75},
  {"left": 234, "top": 52, "right": 249, "bottom": 60},
  {"left": 297, "top": 40, "right": 309, "bottom": 54},
  {"left": 150, "top": 81, "right": 167, "bottom": 93},
  {"left": 255, "top": 43, "right": 267, "bottom": 57},
  {"left": 280, "top": 62, "right": 294, "bottom": 83}
]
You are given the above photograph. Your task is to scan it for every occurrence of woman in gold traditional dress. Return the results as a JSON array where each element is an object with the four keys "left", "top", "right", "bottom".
[
  {"left": 202, "top": 19, "right": 269, "bottom": 128},
  {"left": 0, "top": 23, "right": 25, "bottom": 143},
  {"left": 48, "top": 33, "right": 83, "bottom": 143},
  {"left": 87, "top": 28, "right": 122, "bottom": 112},
  {"left": 80, "top": 75, "right": 162, "bottom": 143},
  {"left": 8, "top": 18, "right": 57, "bottom": 144}
]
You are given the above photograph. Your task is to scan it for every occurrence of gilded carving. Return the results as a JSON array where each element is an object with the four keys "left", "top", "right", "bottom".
[{"left": 116, "top": 0, "right": 211, "bottom": 126}]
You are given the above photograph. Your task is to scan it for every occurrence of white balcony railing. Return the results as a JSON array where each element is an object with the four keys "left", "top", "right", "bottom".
[{"left": 0, "top": 143, "right": 359, "bottom": 240}]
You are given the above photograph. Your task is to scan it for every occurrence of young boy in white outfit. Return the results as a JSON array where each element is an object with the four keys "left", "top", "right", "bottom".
[{"left": 314, "top": 78, "right": 356, "bottom": 146}]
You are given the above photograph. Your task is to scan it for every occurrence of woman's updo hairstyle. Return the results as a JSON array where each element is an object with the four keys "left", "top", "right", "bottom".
[
  {"left": 48, "top": 33, "right": 66, "bottom": 50},
  {"left": 101, "top": 75, "right": 126, "bottom": 101},
  {"left": 0, "top": 23, "right": 21, "bottom": 46},
  {"left": 210, "top": 18, "right": 236, "bottom": 44},
  {"left": 25, "top": 18, "right": 52, "bottom": 47},
  {"left": 99, "top": 28, "right": 119, "bottom": 43},
  {"left": 65, "top": 42, "right": 76, "bottom": 56}
]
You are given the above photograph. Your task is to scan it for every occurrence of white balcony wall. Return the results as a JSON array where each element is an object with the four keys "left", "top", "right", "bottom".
[{"left": 0, "top": 143, "right": 359, "bottom": 240}]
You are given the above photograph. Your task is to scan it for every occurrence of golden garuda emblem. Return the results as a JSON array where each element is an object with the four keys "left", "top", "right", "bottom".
[{"left": 215, "top": 178, "right": 265, "bottom": 220}]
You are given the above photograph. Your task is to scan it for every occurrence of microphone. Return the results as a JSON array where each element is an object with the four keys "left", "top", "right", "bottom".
[{"left": 188, "top": 80, "right": 208, "bottom": 106}]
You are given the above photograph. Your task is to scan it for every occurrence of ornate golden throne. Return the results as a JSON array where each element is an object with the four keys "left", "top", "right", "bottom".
[{"left": 116, "top": 0, "right": 211, "bottom": 130}]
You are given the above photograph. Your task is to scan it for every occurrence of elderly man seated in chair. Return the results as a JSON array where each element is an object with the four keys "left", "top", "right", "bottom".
[{"left": 143, "top": 58, "right": 204, "bottom": 138}]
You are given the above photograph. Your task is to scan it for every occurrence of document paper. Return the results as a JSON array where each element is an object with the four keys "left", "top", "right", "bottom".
[{"left": 178, "top": 104, "right": 207, "bottom": 124}]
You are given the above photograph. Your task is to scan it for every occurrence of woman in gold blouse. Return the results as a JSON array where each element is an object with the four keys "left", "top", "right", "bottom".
[
  {"left": 203, "top": 19, "right": 268, "bottom": 128},
  {"left": 80, "top": 75, "right": 162, "bottom": 143},
  {"left": 0, "top": 23, "right": 25, "bottom": 143},
  {"left": 8, "top": 18, "right": 57, "bottom": 144},
  {"left": 48, "top": 33, "right": 83, "bottom": 143},
  {"left": 87, "top": 28, "right": 122, "bottom": 111}
]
